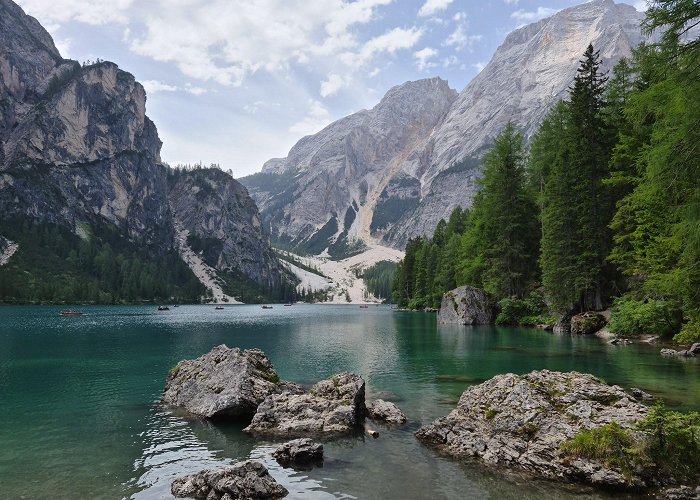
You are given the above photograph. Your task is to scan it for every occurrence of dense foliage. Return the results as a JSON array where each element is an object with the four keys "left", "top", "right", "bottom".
[
  {"left": 393, "top": 3, "right": 700, "bottom": 341},
  {"left": 0, "top": 218, "right": 204, "bottom": 303},
  {"left": 356, "top": 261, "right": 396, "bottom": 302}
]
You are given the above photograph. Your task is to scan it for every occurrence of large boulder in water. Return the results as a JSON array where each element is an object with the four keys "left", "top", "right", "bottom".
[
  {"left": 171, "top": 460, "right": 288, "bottom": 499},
  {"left": 366, "top": 399, "right": 407, "bottom": 424},
  {"left": 570, "top": 312, "right": 607, "bottom": 335},
  {"left": 416, "top": 370, "right": 649, "bottom": 489},
  {"left": 272, "top": 438, "right": 324, "bottom": 467},
  {"left": 162, "top": 345, "right": 301, "bottom": 419},
  {"left": 244, "top": 372, "right": 365, "bottom": 436},
  {"left": 438, "top": 286, "right": 497, "bottom": 325}
]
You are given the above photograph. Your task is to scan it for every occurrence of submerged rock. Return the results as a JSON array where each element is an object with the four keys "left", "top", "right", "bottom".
[
  {"left": 416, "top": 370, "right": 648, "bottom": 489},
  {"left": 438, "top": 286, "right": 497, "bottom": 325},
  {"left": 244, "top": 372, "right": 365, "bottom": 436},
  {"left": 162, "top": 345, "right": 301, "bottom": 419},
  {"left": 272, "top": 438, "right": 323, "bottom": 466},
  {"left": 570, "top": 312, "right": 607, "bottom": 335},
  {"left": 171, "top": 460, "right": 288, "bottom": 499},
  {"left": 366, "top": 399, "right": 407, "bottom": 424}
]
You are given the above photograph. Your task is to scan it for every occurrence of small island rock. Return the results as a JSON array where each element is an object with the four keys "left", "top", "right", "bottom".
[
  {"left": 416, "top": 370, "right": 649, "bottom": 489},
  {"left": 244, "top": 372, "right": 365, "bottom": 436},
  {"left": 272, "top": 438, "right": 323, "bottom": 466},
  {"left": 570, "top": 312, "right": 607, "bottom": 335},
  {"left": 367, "top": 399, "right": 407, "bottom": 424},
  {"left": 162, "top": 345, "right": 301, "bottom": 419},
  {"left": 438, "top": 286, "right": 497, "bottom": 325},
  {"left": 171, "top": 460, "right": 288, "bottom": 499}
]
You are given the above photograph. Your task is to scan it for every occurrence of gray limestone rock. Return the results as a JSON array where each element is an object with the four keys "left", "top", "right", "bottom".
[
  {"left": 438, "top": 286, "right": 497, "bottom": 325},
  {"left": 162, "top": 345, "right": 301, "bottom": 419},
  {"left": 171, "top": 460, "right": 288, "bottom": 499},
  {"left": 244, "top": 372, "right": 365, "bottom": 436},
  {"left": 416, "top": 370, "right": 649, "bottom": 489},
  {"left": 366, "top": 399, "right": 407, "bottom": 424},
  {"left": 245, "top": 0, "right": 648, "bottom": 250},
  {"left": 272, "top": 438, "right": 323, "bottom": 466}
]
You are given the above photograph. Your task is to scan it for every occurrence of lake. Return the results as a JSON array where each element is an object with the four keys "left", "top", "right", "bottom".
[{"left": 1, "top": 304, "right": 698, "bottom": 499}]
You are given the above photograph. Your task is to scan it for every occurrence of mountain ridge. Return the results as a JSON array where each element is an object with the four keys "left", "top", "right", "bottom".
[{"left": 243, "top": 0, "right": 646, "bottom": 251}]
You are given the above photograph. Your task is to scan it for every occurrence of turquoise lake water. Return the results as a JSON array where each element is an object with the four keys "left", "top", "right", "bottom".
[{"left": 1, "top": 304, "right": 699, "bottom": 499}]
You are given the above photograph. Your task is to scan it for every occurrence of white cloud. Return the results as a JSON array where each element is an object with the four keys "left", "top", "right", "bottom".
[
  {"left": 341, "top": 26, "right": 423, "bottom": 68},
  {"left": 633, "top": 1, "right": 649, "bottom": 12},
  {"left": 320, "top": 74, "right": 345, "bottom": 97},
  {"left": 472, "top": 61, "right": 486, "bottom": 72},
  {"left": 504, "top": 0, "right": 519, "bottom": 5},
  {"left": 414, "top": 47, "right": 438, "bottom": 71},
  {"left": 510, "top": 7, "right": 558, "bottom": 24},
  {"left": 185, "top": 84, "right": 207, "bottom": 96},
  {"left": 18, "top": 0, "right": 134, "bottom": 26},
  {"left": 418, "top": 0, "right": 454, "bottom": 17},
  {"left": 142, "top": 80, "right": 178, "bottom": 93},
  {"left": 289, "top": 100, "right": 331, "bottom": 136}
]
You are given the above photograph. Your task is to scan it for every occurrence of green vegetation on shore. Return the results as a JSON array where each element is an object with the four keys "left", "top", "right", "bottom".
[{"left": 393, "top": 1, "right": 700, "bottom": 341}]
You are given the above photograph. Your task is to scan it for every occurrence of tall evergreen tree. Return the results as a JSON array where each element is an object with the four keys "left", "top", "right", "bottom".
[{"left": 540, "top": 44, "right": 614, "bottom": 311}]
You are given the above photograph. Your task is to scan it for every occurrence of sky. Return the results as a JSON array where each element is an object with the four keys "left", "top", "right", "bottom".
[{"left": 16, "top": 0, "right": 647, "bottom": 177}]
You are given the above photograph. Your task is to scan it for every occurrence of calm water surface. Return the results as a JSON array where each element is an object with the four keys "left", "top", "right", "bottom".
[{"left": 1, "top": 305, "right": 699, "bottom": 499}]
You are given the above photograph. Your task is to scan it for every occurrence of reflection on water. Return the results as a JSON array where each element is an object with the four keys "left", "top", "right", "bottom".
[{"left": 0, "top": 305, "right": 697, "bottom": 499}]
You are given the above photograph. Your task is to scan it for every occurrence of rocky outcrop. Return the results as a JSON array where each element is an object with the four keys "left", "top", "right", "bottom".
[
  {"left": 245, "top": 0, "right": 646, "bottom": 250},
  {"left": 366, "top": 399, "right": 407, "bottom": 424},
  {"left": 169, "top": 168, "right": 286, "bottom": 289},
  {"left": 244, "top": 372, "right": 366, "bottom": 436},
  {"left": 416, "top": 370, "right": 649, "bottom": 489},
  {"left": 438, "top": 286, "right": 497, "bottom": 325},
  {"left": 0, "top": 0, "right": 289, "bottom": 302},
  {"left": 659, "top": 486, "right": 700, "bottom": 500},
  {"left": 661, "top": 346, "right": 699, "bottom": 358},
  {"left": 570, "top": 312, "right": 607, "bottom": 335},
  {"left": 171, "top": 460, "right": 288, "bottom": 499},
  {"left": 272, "top": 438, "right": 323, "bottom": 467},
  {"left": 162, "top": 345, "right": 301, "bottom": 419}
]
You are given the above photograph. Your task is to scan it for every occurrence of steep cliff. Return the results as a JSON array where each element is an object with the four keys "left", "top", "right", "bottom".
[
  {"left": 0, "top": 0, "right": 287, "bottom": 303},
  {"left": 245, "top": 0, "right": 646, "bottom": 250},
  {"left": 168, "top": 168, "right": 287, "bottom": 296}
]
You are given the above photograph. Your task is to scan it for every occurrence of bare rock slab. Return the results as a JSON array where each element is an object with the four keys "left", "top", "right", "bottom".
[
  {"left": 171, "top": 460, "right": 288, "bottom": 499},
  {"left": 244, "top": 372, "right": 365, "bottom": 436},
  {"left": 367, "top": 399, "right": 407, "bottom": 424},
  {"left": 162, "top": 345, "right": 301, "bottom": 419},
  {"left": 438, "top": 286, "right": 497, "bottom": 325},
  {"left": 272, "top": 438, "right": 323, "bottom": 466},
  {"left": 416, "top": 370, "right": 648, "bottom": 488}
]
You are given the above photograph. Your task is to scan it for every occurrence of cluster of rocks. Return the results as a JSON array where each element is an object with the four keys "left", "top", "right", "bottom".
[
  {"left": 164, "top": 344, "right": 407, "bottom": 499},
  {"left": 661, "top": 343, "right": 700, "bottom": 358}
]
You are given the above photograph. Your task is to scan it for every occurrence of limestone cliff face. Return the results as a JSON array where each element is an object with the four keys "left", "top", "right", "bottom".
[
  {"left": 246, "top": 0, "right": 645, "bottom": 250},
  {"left": 242, "top": 77, "right": 457, "bottom": 254},
  {"left": 169, "top": 168, "right": 284, "bottom": 287},
  {"left": 0, "top": 0, "right": 285, "bottom": 294}
]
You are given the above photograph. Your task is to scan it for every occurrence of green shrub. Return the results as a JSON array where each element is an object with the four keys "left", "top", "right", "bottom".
[
  {"left": 674, "top": 318, "right": 700, "bottom": 343},
  {"left": 608, "top": 296, "right": 683, "bottom": 337},
  {"left": 560, "top": 422, "right": 638, "bottom": 474},
  {"left": 635, "top": 403, "right": 700, "bottom": 481},
  {"left": 496, "top": 291, "right": 550, "bottom": 326}
]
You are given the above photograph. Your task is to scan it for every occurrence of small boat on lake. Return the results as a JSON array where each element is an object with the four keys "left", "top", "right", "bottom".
[
  {"left": 284, "top": 303, "right": 293, "bottom": 306},
  {"left": 215, "top": 306, "right": 224, "bottom": 310},
  {"left": 262, "top": 305, "right": 273, "bottom": 309},
  {"left": 60, "top": 311, "right": 82, "bottom": 316},
  {"left": 157, "top": 306, "right": 170, "bottom": 311},
  {"left": 359, "top": 305, "right": 369, "bottom": 309}
]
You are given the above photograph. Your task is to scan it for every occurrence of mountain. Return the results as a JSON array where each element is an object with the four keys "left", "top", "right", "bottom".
[
  {"left": 0, "top": 0, "right": 287, "bottom": 303},
  {"left": 242, "top": 0, "right": 645, "bottom": 251}
]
